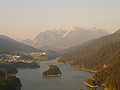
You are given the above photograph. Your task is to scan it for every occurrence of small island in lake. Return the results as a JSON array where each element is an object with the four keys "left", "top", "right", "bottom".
[{"left": 42, "top": 65, "right": 62, "bottom": 77}]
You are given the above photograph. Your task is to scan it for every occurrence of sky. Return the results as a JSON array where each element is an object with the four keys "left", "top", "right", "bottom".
[{"left": 0, "top": 0, "right": 120, "bottom": 40}]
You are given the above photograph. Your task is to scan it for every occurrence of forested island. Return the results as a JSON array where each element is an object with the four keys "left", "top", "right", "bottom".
[{"left": 42, "top": 65, "right": 62, "bottom": 77}]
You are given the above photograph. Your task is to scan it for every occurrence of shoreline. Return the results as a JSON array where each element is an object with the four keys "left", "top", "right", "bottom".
[
  {"left": 58, "top": 61, "right": 104, "bottom": 89},
  {"left": 79, "top": 68, "right": 97, "bottom": 73},
  {"left": 84, "top": 82, "right": 98, "bottom": 88},
  {"left": 42, "top": 74, "right": 62, "bottom": 77},
  {"left": 56, "top": 62, "right": 70, "bottom": 64},
  {"left": 57, "top": 62, "right": 97, "bottom": 73}
]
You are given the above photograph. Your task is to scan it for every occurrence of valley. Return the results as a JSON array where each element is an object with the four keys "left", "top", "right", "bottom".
[
  {"left": 1, "top": 0, "right": 119, "bottom": 90},
  {"left": 0, "top": 29, "right": 119, "bottom": 90}
]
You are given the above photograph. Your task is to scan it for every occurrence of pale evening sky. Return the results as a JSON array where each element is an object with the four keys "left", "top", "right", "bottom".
[{"left": 0, "top": 0, "right": 120, "bottom": 40}]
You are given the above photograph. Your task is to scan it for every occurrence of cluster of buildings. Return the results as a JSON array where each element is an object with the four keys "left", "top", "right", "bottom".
[
  {"left": 0, "top": 54, "right": 20, "bottom": 62},
  {"left": 26, "top": 51, "right": 46, "bottom": 60},
  {"left": 0, "top": 51, "right": 46, "bottom": 62}
]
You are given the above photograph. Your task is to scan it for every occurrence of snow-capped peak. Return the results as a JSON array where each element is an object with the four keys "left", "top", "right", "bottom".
[
  {"left": 65, "top": 26, "right": 79, "bottom": 32},
  {"left": 61, "top": 26, "right": 79, "bottom": 38}
]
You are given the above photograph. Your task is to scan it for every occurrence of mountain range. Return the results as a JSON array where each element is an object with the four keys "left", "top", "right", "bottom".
[{"left": 22, "top": 26, "right": 108, "bottom": 50}]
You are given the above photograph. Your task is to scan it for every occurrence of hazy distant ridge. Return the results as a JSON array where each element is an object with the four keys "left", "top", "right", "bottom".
[
  {"left": 0, "top": 35, "right": 37, "bottom": 54},
  {"left": 22, "top": 26, "right": 108, "bottom": 50}
]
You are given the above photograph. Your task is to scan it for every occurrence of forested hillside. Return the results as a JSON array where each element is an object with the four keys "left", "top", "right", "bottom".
[
  {"left": 58, "top": 29, "right": 120, "bottom": 69},
  {"left": 71, "top": 41, "right": 120, "bottom": 70},
  {"left": 58, "top": 29, "right": 120, "bottom": 90},
  {"left": 93, "top": 58, "right": 120, "bottom": 90}
]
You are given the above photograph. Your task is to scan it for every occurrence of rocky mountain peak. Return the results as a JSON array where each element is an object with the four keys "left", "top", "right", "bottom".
[{"left": 22, "top": 27, "right": 109, "bottom": 50}]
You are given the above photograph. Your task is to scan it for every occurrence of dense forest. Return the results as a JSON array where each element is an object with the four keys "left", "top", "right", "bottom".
[
  {"left": 0, "top": 62, "right": 22, "bottom": 90},
  {"left": 0, "top": 61, "right": 40, "bottom": 90},
  {"left": 93, "top": 60, "right": 120, "bottom": 90},
  {"left": 58, "top": 29, "right": 120, "bottom": 90},
  {"left": 0, "top": 76, "right": 22, "bottom": 90}
]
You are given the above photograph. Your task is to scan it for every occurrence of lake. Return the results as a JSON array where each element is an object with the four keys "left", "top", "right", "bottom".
[{"left": 16, "top": 58, "right": 104, "bottom": 90}]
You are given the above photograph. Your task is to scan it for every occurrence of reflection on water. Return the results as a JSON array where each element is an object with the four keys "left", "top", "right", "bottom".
[{"left": 16, "top": 58, "right": 104, "bottom": 90}]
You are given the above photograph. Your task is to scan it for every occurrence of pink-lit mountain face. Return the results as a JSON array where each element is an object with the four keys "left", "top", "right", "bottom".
[{"left": 23, "top": 26, "right": 109, "bottom": 50}]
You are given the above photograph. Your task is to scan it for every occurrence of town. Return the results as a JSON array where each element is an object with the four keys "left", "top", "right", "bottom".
[{"left": 0, "top": 51, "right": 46, "bottom": 63}]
